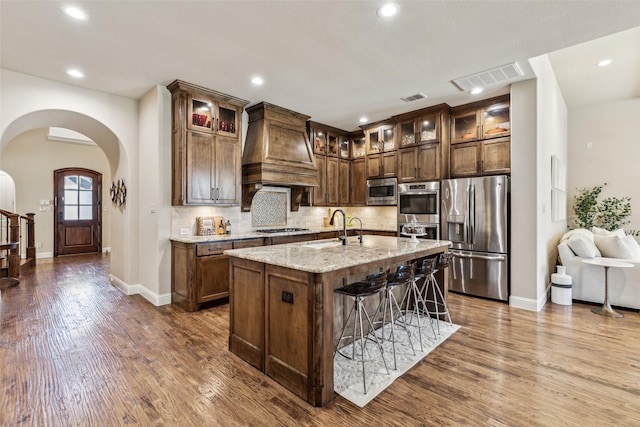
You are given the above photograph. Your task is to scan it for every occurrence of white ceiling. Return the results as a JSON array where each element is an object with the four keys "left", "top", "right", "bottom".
[{"left": 1, "top": 1, "right": 639, "bottom": 131}]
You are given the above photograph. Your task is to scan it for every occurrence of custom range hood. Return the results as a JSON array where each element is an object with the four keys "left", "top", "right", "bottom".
[{"left": 241, "top": 102, "right": 317, "bottom": 211}]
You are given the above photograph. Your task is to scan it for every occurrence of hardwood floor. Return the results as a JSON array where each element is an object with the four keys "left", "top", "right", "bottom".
[{"left": 1, "top": 254, "right": 639, "bottom": 426}]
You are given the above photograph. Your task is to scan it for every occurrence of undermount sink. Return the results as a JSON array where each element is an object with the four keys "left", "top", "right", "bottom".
[{"left": 301, "top": 240, "right": 345, "bottom": 249}]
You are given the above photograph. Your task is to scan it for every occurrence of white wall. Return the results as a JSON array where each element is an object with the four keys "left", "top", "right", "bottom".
[
  {"left": 509, "top": 55, "right": 568, "bottom": 311},
  {"left": 0, "top": 171, "right": 16, "bottom": 212},
  {"left": 0, "top": 69, "right": 144, "bottom": 300},
  {"left": 1, "top": 128, "right": 112, "bottom": 257},
  {"left": 567, "top": 99, "right": 640, "bottom": 232},
  {"left": 137, "top": 85, "right": 172, "bottom": 301}
]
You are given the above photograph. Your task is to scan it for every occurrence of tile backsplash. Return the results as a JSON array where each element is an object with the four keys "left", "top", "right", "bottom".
[{"left": 171, "top": 187, "right": 397, "bottom": 236}]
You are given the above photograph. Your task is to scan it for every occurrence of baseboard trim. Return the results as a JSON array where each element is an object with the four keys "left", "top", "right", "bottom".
[
  {"left": 34, "top": 249, "right": 110, "bottom": 259},
  {"left": 109, "top": 274, "right": 171, "bottom": 306},
  {"left": 36, "top": 251, "right": 54, "bottom": 259},
  {"left": 509, "top": 290, "right": 549, "bottom": 312}
]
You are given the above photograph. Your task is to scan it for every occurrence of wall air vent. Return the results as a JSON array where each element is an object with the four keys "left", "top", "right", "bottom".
[
  {"left": 452, "top": 62, "right": 524, "bottom": 92},
  {"left": 401, "top": 92, "right": 427, "bottom": 102}
]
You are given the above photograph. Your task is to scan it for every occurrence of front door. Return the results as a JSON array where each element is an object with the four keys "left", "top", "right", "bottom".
[{"left": 54, "top": 168, "right": 102, "bottom": 256}]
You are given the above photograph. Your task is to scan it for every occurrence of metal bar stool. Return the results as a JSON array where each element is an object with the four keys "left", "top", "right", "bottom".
[
  {"left": 370, "top": 265, "right": 416, "bottom": 370},
  {"left": 334, "top": 271, "right": 390, "bottom": 394},
  {"left": 399, "top": 258, "right": 437, "bottom": 351},
  {"left": 421, "top": 252, "right": 453, "bottom": 336}
]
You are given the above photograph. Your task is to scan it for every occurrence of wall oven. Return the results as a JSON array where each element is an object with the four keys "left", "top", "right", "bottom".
[
  {"left": 366, "top": 178, "right": 397, "bottom": 206},
  {"left": 397, "top": 181, "right": 440, "bottom": 239}
]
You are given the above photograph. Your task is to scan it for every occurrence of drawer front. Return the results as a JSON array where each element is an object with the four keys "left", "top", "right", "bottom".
[
  {"left": 233, "top": 238, "right": 265, "bottom": 249},
  {"left": 196, "top": 242, "right": 233, "bottom": 256}
]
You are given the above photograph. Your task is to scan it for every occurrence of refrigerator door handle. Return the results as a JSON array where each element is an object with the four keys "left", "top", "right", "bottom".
[
  {"left": 469, "top": 184, "right": 475, "bottom": 244},
  {"left": 450, "top": 250, "right": 507, "bottom": 262}
]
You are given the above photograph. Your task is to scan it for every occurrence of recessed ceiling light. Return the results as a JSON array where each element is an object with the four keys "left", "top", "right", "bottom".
[
  {"left": 359, "top": 117, "right": 368, "bottom": 124},
  {"left": 62, "top": 6, "right": 88, "bottom": 20},
  {"left": 251, "top": 76, "right": 264, "bottom": 86},
  {"left": 470, "top": 87, "right": 484, "bottom": 95},
  {"left": 377, "top": 3, "right": 398, "bottom": 17},
  {"left": 67, "top": 68, "right": 85, "bottom": 78},
  {"left": 597, "top": 59, "right": 612, "bottom": 67}
]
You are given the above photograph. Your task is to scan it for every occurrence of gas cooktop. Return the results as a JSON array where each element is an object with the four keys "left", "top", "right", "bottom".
[{"left": 256, "top": 228, "right": 309, "bottom": 234}]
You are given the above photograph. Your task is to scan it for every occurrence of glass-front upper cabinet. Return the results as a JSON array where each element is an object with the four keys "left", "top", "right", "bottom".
[
  {"left": 351, "top": 134, "right": 366, "bottom": 158},
  {"left": 217, "top": 102, "right": 239, "bottom": 137},
  {"left": 338, "top": 135, "right": 350, "bottom": 158},
  {"left": 187, "top": 95, "right": 240, "bottom": 138},
  {"left": 399, "top": 112, "right": 439, "bottom": 146},
  {"left": 366, "top": 124, "right": 395, "bottom": 154},
  {"left": 399, "top": 120, "right": 416, "bottom": 146},
  {"left": 482, "top": 102, "right": 510, "bottom": 139},
  {"left": 313, "top": 129, "right": 327, "bottom": 154},
  {"left": 188, "top": 95, "right": 215, "bottom": 132},
  {"left": 451, "top": 110, "right": 480, "bottom": 143},
  {"left": 417, "top": 112, "right": 438, "bottom": 143},
  {"left": 327, "top": 134, "right": 339, "bottom": 157},
  {"left": 451, "top": 97, "right": 510, "bottom": 143}
]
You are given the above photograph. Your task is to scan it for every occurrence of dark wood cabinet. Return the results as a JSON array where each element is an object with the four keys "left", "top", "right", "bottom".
[
  {"left": 312, "top": 154, "right": 326, "bottom": 206},
  {"left": 350, "top": 157, "right": 366, "bottom": 206},
  {"left": 168, "top": 80, "right": 249, "bottom": 206},
  {"left": 308, "top": 121, "right": 350, "bottom": 206},
  {"left": 366, "top": 151, "right": 397, "bottom": 179},
  {"left": 339, "top": 159, "right": 350, "bottom": 205},
  {"left": 451, "top": 96, "right": 510, "bottom": 144},
  {"left": 398, "top": 143, "right": 440, "bottom": 182},
  {"left": 392, "top": 104, "right": 450, "bottom": 182},
  {"left": 363, "top": 121, "right": 397, "bottom": 179},
  {"left": 171, "top": 238, "right": 264, "bottom": 312},
  {"left": 450, "top": 95, "right": 510, "bottom": 177},
  {"left": 171, "top": 240, "right": 232, "bottom": 311},
  {"left": 450, "top": 136, "right": 510, "bottom": 177}
]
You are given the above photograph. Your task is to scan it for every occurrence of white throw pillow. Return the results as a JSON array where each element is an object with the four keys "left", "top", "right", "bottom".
[
  {"left": 567, "top": 235, "right": 601, "bottom": 258},
  {"left": 594, "top": 234, "right": 640, "bottom": 259},
  {"left": 560, "top": 228, "right": 594, "bottom": 243},
  {"left": 591, "top": 226, "right": 625, "bottom": 237}
]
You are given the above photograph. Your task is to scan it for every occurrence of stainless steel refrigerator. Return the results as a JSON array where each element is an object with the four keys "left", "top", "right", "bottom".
[{"left": 441, "top": 175, "right": 509, "bottom": 301}]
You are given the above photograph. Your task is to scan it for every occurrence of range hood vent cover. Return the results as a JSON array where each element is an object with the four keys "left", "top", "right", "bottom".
[
  {"left": 452, "top": 62, "right": 524, "bottom": 92},
  {"left": 242, "top": 102, "right": 317, "bottom": 212}
]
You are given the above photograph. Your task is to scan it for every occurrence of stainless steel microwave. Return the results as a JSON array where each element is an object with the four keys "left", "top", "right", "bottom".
[{"left": 366, "top": 178, "right": 397, "bottom": 206}]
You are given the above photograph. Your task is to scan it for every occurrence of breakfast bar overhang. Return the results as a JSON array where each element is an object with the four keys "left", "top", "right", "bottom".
[{"left": 225, "top": 235, "right": 451, "bottom": 406}]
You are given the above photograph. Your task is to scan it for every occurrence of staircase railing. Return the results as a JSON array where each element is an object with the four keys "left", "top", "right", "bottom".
[{"left": 0, "top": 209, "right": 36, "bottom": 278}]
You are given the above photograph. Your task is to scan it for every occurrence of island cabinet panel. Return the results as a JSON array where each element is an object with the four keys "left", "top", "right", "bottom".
[
  {"left": 265, "top": 266, "right": 313, "bottom": 400},
  {"left": 229, "top": 258, "right": 266, "bottom": 370},
  {"left": 227, "top": 236, "right": 451, "bottom": 407}
]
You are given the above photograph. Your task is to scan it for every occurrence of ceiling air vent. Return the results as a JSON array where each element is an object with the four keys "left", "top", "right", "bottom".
[
  {"left": 401, "top": 92, "right": 427, "bottom": 102},
  {"left": 452, "top": 62, "right": 524, "bottom": 92}
]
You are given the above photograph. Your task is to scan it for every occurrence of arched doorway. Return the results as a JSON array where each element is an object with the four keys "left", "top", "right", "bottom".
[{"left": 53, "top": 168, "right": 102, "bottom": 256}]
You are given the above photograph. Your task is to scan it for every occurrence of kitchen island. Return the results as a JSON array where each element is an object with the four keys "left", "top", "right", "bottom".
[{"left": 225, "top": 235, "right": 451, "bottom": 406}]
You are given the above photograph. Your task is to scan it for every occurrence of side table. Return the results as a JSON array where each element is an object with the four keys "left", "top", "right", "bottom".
[{"left": 582, "top": 258, "right": 633, "bottom": 318}]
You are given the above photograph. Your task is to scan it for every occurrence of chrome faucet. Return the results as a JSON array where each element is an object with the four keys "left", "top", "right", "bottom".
[
  {"left": 351, "top": 217, "right": 363, "bottom": 245},
  {"left": 329, "top": 209, "right": 347, "bottom": 245}
]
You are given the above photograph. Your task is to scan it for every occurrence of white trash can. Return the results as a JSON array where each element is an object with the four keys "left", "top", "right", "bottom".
[{"left": 551, "top": 265, "right": 572, "bottom": 305}]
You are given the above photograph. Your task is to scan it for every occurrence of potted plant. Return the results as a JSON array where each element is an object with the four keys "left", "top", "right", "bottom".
[{"left": 572, "top": 183, "right": 639, "bottom": 236}]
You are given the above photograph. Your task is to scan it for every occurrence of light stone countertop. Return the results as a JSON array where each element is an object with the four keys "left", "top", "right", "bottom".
[
  {"left": 224, "top": 235, "right": 452, "bottom": 274},
  {"left": 170, "top": 226, "right": 398, "bottom": 244}
]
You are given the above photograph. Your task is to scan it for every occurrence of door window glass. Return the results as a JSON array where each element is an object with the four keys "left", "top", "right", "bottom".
[{"left": 64, "top": 175, "right": 93, "bottom": 220}]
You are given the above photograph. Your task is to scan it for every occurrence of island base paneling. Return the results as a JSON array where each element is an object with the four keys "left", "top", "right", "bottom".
[
  {"left": 228, "top": 241, "right": 449, "bottom": 406},
  {"left": 228, "top": 257, "right": 265, "bottom": 370}
]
